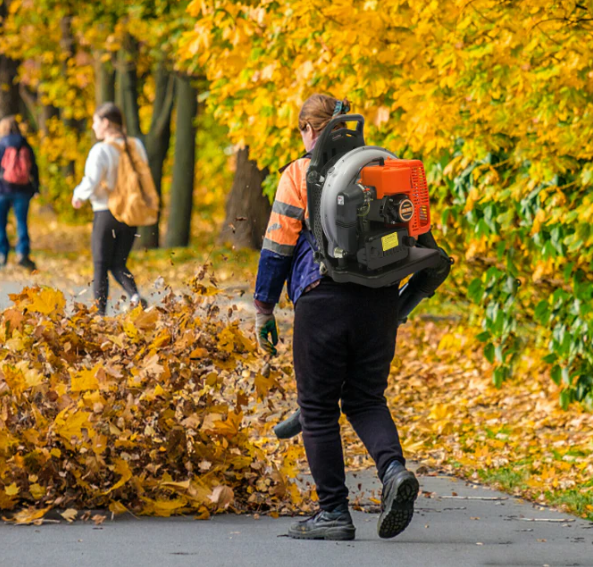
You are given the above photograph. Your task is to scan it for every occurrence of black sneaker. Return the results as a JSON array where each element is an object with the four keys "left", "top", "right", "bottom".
[
  {"left": 287, "top": 504, "right": 355, "bottom": 541},
  {"left": 17, "top": 255, "right": 37, "bottom": 272},
  {"left": 377, "top": 460, "right": 419, "bottom": 539},
  {"left": 274, "top": 408, "right": 302, "bottom": 439}
]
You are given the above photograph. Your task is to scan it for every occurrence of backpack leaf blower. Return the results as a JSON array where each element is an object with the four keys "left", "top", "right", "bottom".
[
  {"left": 305, "top": 113, "right": 444, "bottom": 287},
  {"left": 274, "top": 115, "right": 453, "bottom": 440}
]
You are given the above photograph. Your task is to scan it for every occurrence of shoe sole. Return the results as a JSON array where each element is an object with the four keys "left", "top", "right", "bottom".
[
  {"left": 287, "top": 526, "right": 356, "bottom": 541},
  {"left": 377, "top": 473, "right": 419, "bottom": 539}
]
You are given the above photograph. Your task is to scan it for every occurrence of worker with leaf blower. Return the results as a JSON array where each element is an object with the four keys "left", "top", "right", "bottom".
[{"left": 254, "top": 94, "right": 452, "bottom": 541}]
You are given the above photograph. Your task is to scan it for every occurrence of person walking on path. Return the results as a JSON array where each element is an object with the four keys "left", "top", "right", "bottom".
[
  {"left": 72, "top": 102, "right": 147, "bottom": 316},
  {"left": 0, "top": 115, "right": 39, "bottom": 271},
  {"left": 254, "top": 94, "right": 419, "bottom": 541}
]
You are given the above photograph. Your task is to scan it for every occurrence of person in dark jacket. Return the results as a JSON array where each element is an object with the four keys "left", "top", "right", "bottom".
[
  {"left": 254, "top": 94, "right": 419, "bottom": 541},
  {"left": 0, "top": 115, "right": 39, "bottom": 271}
]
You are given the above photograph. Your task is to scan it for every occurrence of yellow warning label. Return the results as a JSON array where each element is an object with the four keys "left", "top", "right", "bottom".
[{"left": 381, "top": 232, "right": 399, "bottom": 251}]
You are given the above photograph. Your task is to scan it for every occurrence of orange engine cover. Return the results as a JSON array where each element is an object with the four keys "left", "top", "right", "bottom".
[{"left": 360, "top": 158, "right": 431, "bottom": 237}]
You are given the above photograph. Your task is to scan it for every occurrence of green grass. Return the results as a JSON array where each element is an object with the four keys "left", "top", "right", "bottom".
[
  {"left": 478, "top": 465, "right": 530, "bottom": 492},
  {"left": 546, "top": 489, "right": 593, "bottom": 521}
]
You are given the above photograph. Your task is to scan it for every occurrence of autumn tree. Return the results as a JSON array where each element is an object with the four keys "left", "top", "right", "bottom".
[
  {"left": 0, "top": 1, "right": 20, "bottom": 118},
  {"left": 186, "top": 0, "right": 593, "bottom": 407}
]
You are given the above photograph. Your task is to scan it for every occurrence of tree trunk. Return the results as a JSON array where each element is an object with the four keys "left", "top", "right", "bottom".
[
  {"left": 18, "top": 85, "right": 38, "bottom": 132},
  {"left": 139, "top": 62, "right": 175, "bottom": 248},
  {"left": 115, "top": 38, "right": 176, "bottom": 249},
  {"left": 0, "top": 55, "right": 19, "bottom": 118},
  {"left": 59, "top": 15, "right": 82, "bottom": 179},
  {"left": 219, "top": 147, "right": 270, "bottom": 250},
  {"left": 0, "top": 2, "right": 19, "bottom": 118},
  {"left": 165, "top": 75, "right": 197, "bottom": 248},
  {"left": 117, "top": 41, "right": 141, "bottom": 138},
  {"left": 40, "top": 104, "right": 59, "bottom": 136},
  {"left": 95, "top": 55, "right": 116, "bottom": 105}
]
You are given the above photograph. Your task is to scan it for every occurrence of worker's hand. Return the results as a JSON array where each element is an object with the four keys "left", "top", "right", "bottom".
[
  {"left": 255, "top": 312, "right": 279, "bottom": 356},
  {"left": 72, "top": 197, "right": 83, "bottom": 209}
]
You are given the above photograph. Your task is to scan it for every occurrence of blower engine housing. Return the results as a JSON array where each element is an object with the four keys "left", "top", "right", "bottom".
[{"left": 307, "top": 114, "right": 441, "bottom": 287}]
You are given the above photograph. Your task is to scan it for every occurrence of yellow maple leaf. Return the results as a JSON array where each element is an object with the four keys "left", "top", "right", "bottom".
[
  {"left": 71, "top": 365, "right": 101, "bottom": 392},
  {"left": 5, "top": 483, "right": 19, "bottom": 496},
  {"left": 60, "top": 508, "right": 78, "bottom": 522},
  {"left": 140, "top": 497, "right": 189, "bottom": 517},
  {"left": 55, "top": 409, "right": 92, "bottom": 441},
  {"left": 102, "top": 458, "right": 132, "bottom": 495},
  {"left": 26, "top": 288, "right": 66, "bottom": 316},
  {"left": 109, "top": 501, "right": 129, "bottom": 515},
  {"left": 10, "top": 506, "right": 51, "bottom": 525}
]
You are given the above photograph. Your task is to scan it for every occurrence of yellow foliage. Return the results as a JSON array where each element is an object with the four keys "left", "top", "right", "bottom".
[{"left": 0, "top": 270, "right": 301, "bottom": 521}]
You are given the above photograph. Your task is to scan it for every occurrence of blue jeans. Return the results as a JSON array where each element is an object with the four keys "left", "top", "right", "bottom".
[{"left": 0, "top": 193, "right": 32, "bottom": 258}]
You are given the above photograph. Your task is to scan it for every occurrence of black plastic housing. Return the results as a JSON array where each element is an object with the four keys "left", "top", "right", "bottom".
[{"left": 306, "top": 114, "right": 440, "bottom": 287}]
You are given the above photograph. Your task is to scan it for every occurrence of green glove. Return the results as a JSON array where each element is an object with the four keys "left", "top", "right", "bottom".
[{"left": 255, "top": 312, "right": 279, "bottom": 356}]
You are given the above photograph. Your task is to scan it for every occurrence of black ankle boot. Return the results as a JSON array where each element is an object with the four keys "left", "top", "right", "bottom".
[
  {"left": 288, "top": 503, "right": 355, "bottom": 540},
  {"left": 17, "top": 255, "right": 36, "bottom": 272},
  {"left": 377, "top": 460, "right": 419, "bottom": 539}
]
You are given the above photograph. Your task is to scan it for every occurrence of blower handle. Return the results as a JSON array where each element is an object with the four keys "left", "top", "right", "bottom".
[{"left": 309, "top": 114, "right": 366, "bottom": 172}]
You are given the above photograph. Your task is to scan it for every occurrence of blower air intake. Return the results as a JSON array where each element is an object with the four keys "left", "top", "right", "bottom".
[{"left": 307, "top": 114, "right": 441, "bottom": 287}]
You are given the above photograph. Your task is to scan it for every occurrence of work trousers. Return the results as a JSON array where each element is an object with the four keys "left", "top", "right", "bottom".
[
  {"left": 92, "top": 210, "right": 138, "bottom": 315},
  {"left": 293, "top": 279, "right": 404, "bottom": 511}
]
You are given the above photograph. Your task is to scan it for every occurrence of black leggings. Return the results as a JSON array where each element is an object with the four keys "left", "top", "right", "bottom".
[
  {"left": 294, "top": 279, "right": 404, "bottom": 511},
  {"left": 92, "top": 210, "right": 139, "bottom": 315}
]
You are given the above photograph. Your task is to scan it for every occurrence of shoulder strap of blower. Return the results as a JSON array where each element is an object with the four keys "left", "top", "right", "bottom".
[{"left": 278, "top": 151, "right": 313, "bottom": 174}]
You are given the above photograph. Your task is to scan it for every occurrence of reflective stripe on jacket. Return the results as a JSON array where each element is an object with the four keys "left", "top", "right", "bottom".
[{"left": 254, "top": 157, "right": 322, "bottom": 305}]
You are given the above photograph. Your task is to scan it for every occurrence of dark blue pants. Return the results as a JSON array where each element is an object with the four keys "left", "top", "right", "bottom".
[
  {"left": 0, "top": 193, "right": 32, "bottom": 259},
  {"left": 293, "top": 279, "right": 405, "bottom": 511}
]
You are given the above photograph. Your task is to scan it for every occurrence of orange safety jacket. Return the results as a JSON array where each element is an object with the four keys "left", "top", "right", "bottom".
[{"left": 254, "top": 157, "right": 322, "bottom": 305}]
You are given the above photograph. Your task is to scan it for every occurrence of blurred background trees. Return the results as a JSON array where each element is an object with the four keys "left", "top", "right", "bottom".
[{"left": 0, "top": 0, "right": 233, "bottom": 249}]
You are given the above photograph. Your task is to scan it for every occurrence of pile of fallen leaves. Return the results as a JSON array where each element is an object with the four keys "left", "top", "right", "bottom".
[{"left": 0, "top": 267, "right": 302, "bottom": 523}]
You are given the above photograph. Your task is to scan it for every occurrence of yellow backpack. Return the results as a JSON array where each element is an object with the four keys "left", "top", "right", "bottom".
[{"left": 107, "top": 138, "right": 159, "bottom": 227}]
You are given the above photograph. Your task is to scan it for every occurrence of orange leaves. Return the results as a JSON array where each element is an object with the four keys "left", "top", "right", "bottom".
[
  {"left": 0, "top": 272, "right": 300, "bottom": 521},
  {"left": 9, "top": 286, "right": 66, "bottom": 317},
  {"left": 379, "top": 322, "right": 593, "bottom": 518}
]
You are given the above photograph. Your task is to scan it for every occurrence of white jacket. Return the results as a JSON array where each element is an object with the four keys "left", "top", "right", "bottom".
[{"left": 73, "top": 137, "right": 149, "bottom": 212}]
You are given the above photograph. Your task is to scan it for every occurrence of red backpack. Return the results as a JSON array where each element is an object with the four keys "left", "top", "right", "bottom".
[{"left": 1, "top": 146, "right": 32, "bottom": 185}]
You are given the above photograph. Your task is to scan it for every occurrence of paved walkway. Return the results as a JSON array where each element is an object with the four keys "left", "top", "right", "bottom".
[{"left": 0, "top": 470, "right": 590, "bottom": 567}]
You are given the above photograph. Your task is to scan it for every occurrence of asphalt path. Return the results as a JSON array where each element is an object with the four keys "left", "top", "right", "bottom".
[{"left": 0, "top": 471, "right": 590, "bottom": 567}]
